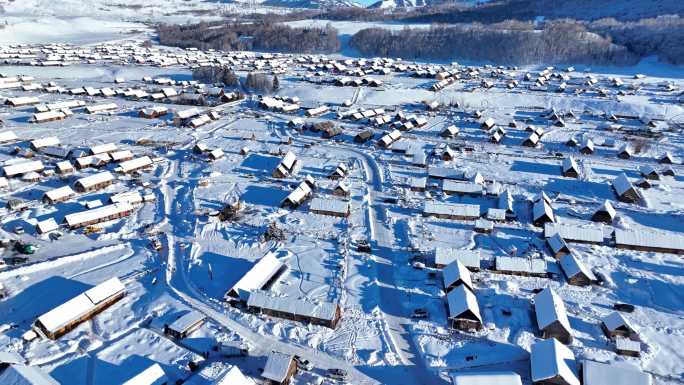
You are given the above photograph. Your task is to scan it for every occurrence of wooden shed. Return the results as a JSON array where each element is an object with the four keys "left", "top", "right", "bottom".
[
  {"left": 534, "top": 288, "right": 573, "bottom": 344},
  {"left": 446, "top": 285, "right": 482, "bottom": 331}
]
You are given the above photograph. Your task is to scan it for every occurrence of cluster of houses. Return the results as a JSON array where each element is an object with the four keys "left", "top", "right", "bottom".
[{"left": 0, "top": 133, "right": 157, "bottom": 233}]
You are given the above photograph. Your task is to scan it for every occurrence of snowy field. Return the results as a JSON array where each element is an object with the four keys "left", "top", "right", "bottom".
[{"left": 0, "top": 38, "right": 682, "bottom": 385}]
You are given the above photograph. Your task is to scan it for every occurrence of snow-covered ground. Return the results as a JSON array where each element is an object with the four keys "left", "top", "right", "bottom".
[{"left": 0, "top": 38, "right": 682, "bottom": 385}]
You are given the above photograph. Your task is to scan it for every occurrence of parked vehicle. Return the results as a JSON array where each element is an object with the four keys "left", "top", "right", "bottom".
[
  {"left": 328, "top": 368, "right": 348, "bottom": 380},
  {"left": 411, "top": 308, "right": 429, "bottom": 319}
]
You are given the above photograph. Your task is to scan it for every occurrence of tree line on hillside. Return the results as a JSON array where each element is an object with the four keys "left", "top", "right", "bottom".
[
  {"left": 588, "top": 16, "right": 684, "bottom": 64},
  {"left": 349, "top": 20, "right": 638, "bottom": 65},
  {"left": 159, "top": 15, "right": 683, "bottom": 66},
  {"left": 158, "top": 21, "right": 340, "bottom": 54}
]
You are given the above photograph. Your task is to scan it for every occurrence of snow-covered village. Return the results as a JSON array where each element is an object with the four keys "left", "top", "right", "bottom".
[{"left": 0, "top": 1, "right": 683, "bottom": 385}]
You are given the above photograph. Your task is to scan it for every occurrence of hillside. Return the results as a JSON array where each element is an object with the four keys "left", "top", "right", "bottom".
[{"left": 400, "top": 0, "right": 684, "bottom": 22}]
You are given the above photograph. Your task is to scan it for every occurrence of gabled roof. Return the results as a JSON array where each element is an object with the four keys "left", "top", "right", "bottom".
[
  {"left": 262, "top": 351, "right": 294, "bottom": 383},
  {"left": 613, "top": 173, "right": 636, "bottom": 196},
  {"left": 531, "top": 338, "right": 579, "bottom": 385},
  {"left": 534, "top": 288, "right": 572, "bottom": 334},
  {"left": 533, "top": 199, "right": 555, "bottom": 222},
  {"left": 601, "top": 311, "right": 637, "bottom": 334},
  {"left": 446, "top": 285, "right": 481, "bottom": 323},
  {"left": 442, "top": 260, "right": 474, "bottom": 291},
  {"left": 560, "top": 253, "right": 596, "bottom": 282},
  {"left": 562, "top": 157, "right": 579, "bottom": 173},
  {"left": 548, "top": 234, "right": 569, "bottom": 257},
  {"left": 226, "top": 252, "right": 285, "bottom": 300},
  {"left": 594, "top": 200, "right": 616, "bottom": 218},
  {"left": 168, "top": 310, "right": 206, "bottom": 334}
]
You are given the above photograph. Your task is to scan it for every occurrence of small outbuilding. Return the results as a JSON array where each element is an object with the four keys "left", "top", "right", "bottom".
[
  {"left": 592, "top": 200, "right": 616, "bottom": 223},
  {"left": 262, "top": 351, "right": 297, "bottom": 385},
  {"left": 601, "top": 311, "right": 639, "bottom": 340},
  {"left": 530, "top": 338, "right": 579, "bottom": 385},
  {"left": 534, "top": 288, "right": 573, "bottom": 344},
  {"left": 446, "top": 285, "right": 482, "bottom": 331}
]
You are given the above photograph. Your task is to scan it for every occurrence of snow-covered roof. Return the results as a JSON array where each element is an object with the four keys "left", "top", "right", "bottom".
[
  {"left": 280, "top": 151, "right": 297, "bottom": 170},
  {"left": 109, "top": 150, "right": 134, "bottom": 161},
  {"left": 446, "top": 285, "right": 481, "bottom": 323},
  {"left": 423, "top": 201, "right": 480, "bottom": 219},
  {"left": 76, "top": 154, "right": 111, "bottom": 168},
  {"left": 75, "top": 171, "right": 115, "bottom": 189},
  {"left": 168, "top": 310, "right": 206, "bottom": 334},
  {"left": 601, "top": 311, "right": 636, "bottom": 334},
  {"left": 247, "top": 291, "right": 338, "bottom": 322},
  {"left": 532, "top": 199, "right": 554, "bottom": 222},
  {"left": 615, "top": 336, "right": 641, "bottom": 353},
  {"left": 43, "top": 185, "right": 76, "bottom": 202},
  {"left": 562, "top": 157, "right": 578, "bottom": 173},
  {"left": 36, "top": 218, "right": 59, "bottom": 234},
  {"left": 498, "top": 189, "right": 514, "bottom": 212},
  {"left": 0, "top": 365, "right": 59, "bottom": 385},
  {"left": 495, "top": 257, "right": 546, "bottom": 274},
  {"left": 262, "top": 351, "right": 294, "bottom": 383},
  {"left": 582, "top": 360, "right": 651, "bottom": 385},
  {"left": 118, "top": 156, "right": 152, "bottom": 173},
  {"left": 0, "top": 351, "right": 24, "bottom": 365},
  {"left": 435, "top": 248, "right": 480, "bottom": 269},
  {"left": 190, "top": 114, "right": 211, "bottom": 128},
  {"left": 613, "top": 173, "right": 635, "bottom": 196},
  {"left": 43, "top": 100, "right": 85, "bottom": 111},
  {"left": 595, "top": 200, "right": 616, "bottom": 218},
  {"left": 7, "top": 96, "right": 39, "bottom": 106},
  {"left": 0, "top": 130, "right": 18, "bottom": 143},
  {"left": 121, "top": 363, "right": 167, "bottom": 385},
  {"left": 451, "top": 371, "right": 522, "bottom": 385},
  {"left": 32, "top": 110, "right": 66, "bottom": 122},
  {"left": 309, "top": 197, "right": 349, "bottom": 215},
  {"left": 175, "top": 107, "right": 202, "bottom": 120},
  {"left": 209, "top": 149, "right": 224, "bottom": 159},
  {"left": 283, "top": 182, "right": 311, "bottom": 205},
  {"left": 36, "top": 277, "right": 125, "bottom": 335},
  {"left": 531, "top": 338, "right": 579, "bottom": 385},
  {"left": 37, "top": 293, "right": 95, "bottom": 334},
  {"left": 544, "top": 223, "right": 604, "bottom": 243},
  {"left": 428, "top": 166, "right": 465, "bottom": 180},
  {"left": 547, "top": 234, "right": 569, "bottom": 255},
  {"left": 30, "top": 136, "right": 60, "bottom": 149},
  {"left": 85, "top": 103, "right": 117, "bottom": 114},
  {"left": 560, "top": 253, "right": 596, "bottom": 282},
  {"left": 110, "top": 191, "right": 143, "bottom": 205},
  {"left": 443, "top": 180, "right": 483, "bottom": 195},
  {"left": 443, "top": 259, "right": 474, "bottom": 291},
  {"left": 614, "top": 229, "right": 684, "bottom": 252},
  {"left": 3, "top": 160, "right": 44, "bottom": 177},
  {"left": 89, "top": 142, "right": 117, "bottom": 155},
  {"left": 534, "top": 288, "right": 572, "bottom": 333},
  {"left": 84, "top": 277, "right": 125, "bottom": 305},
  {"left": 227, "top": 252, "right": 285, "bottom": 300},
  {"left": 64, "top": 202, "right": 133, "bottom": 228}
]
